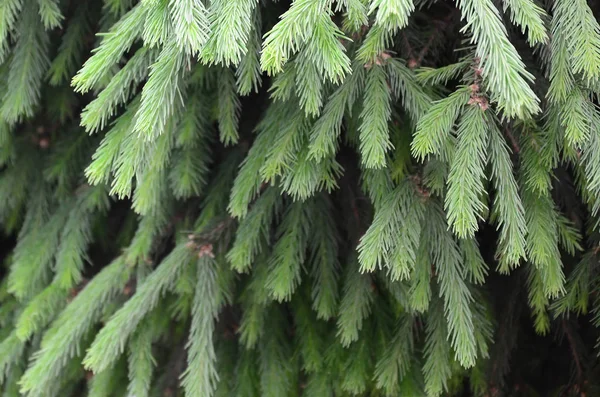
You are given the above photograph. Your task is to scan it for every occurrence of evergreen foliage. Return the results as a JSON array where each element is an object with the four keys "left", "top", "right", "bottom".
[{"left": 2, "top": 0, "right": 600, "bottom": 396}]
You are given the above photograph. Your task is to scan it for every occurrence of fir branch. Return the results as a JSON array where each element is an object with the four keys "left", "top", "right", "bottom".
[
  {"left": 429, "top": 202, "right": 478, "bottom": 368},
  {"left": 72, "top": 3, "right": 147, "bottom": 93},
  {"left": 361, "top": 167, "right": 394, "bottom": 209},
  {"left": 8, "top": 203, "right": 71, "bottom": 300},
  {"left": 301, "top": 12, "right": 352, "bottom": 84},
  {"left": 0, "top": 332, "right": 25, "bottom": 385},
  {"left": 0, "top": 0, "right": 23, "bottom": 63},
  {"left": 268, "top": 62, "right": 296, "bottom": 102},
  {"left": 553, "top": 0, "right": 600, "bottom": 82},
  {"left": 88, "top": 360, "right": 126, "bottom": 397},
  {"left": 36, "top": 0, "right": 62, "bottom": 29},
  {"left": 261, "top": 0, "right": 351, "bottom": 82},
  {"left": 123, "top": 206, "right": 172, "bottom": 266},
  {"left": 201, "top": 0, "right": 257, "bottom": 66},
  {"left": 519, "top": 121, "right": 555, "bottom": 196},
  {"left": 460, "top": 239, "right": 488, "bottom": 285},
  {"left": 338, "top": 0, "right": 368, "bottom": 33},
  {"left": 227, "top": 187, "right": 282, "bottom": 273},
  {"left": 356, "top": 0, "right": 416, "bottom": 63},
  {"left": 1, "top": 1, "right": 50, "bottom": 124},
  {"left": 19, "top": 258, "right": 131, "bottom": 396},
  {"left": 238, "top": 260, "right": 270, "bottom": 348},
  {"left": 295, "top": 48, "right": 324, "bottom": 116},
  {"left": 307, "top": 61, "right": 364, "bottom": 161},
  {"left": 104, "top": 0, "right": 133, "bottom": 16},
  {"left": 233, "top": 348, "right": 260, "bottom": 396},
  {"left": 336, "top": 257, "right": 374, "bottom": 347},
  {"left": 386, "top": 58, "right": 432, "bottom": 121},
  {"left": 85, "top": 97, "right": 140, "bottom": 186},
  {"left": 308, "top": 195, "right": 340, "bottom": 319},
  {"left": 560, "top": 86, "right": 595, "bottom": 149},
  {"left": 235, "top": 8, "right": 262, "bottom": 95},
  {"left": 47, "top": 4, "right": 91, "bottom": 86},
  {"left": 358, "top": 65, "right": 392, "bottom": 169},
  {"left": 181, "top": 256, "right": 221, "bottom": 397},
  {"left": 169, "top": 144, "right": 209, "bottom": 199},
  {"left": 132, "top": 129, "right": 174, "bottom": 215},
  {"left": 81, "top": 48, "right": 156, "bottom": 133},
  {"left": 217, "top": 67, "right": 241, "bottom": 145},
  {"left": 556, "top": 214, "right": 583, "bottom": 256},
  {"left": 292, "top": 295, "right": 325, "bottom": 373},
  {"left": 547, "top": 12, "right": 574, "bottom": 104},
  {"left": 110, "top": 113, "right": 153, "bottom": 198},
  {"left": 259, "top": 104, "right": 309, "bottom": 183},
  {"left": 583, "top": 117, "right": 600, "bottom": 209},
  {"left": 340, "top": 336, "right": 371, "bottom": 394},
  {"left": 422, "top": 297, "right": 452, "bottom": 396},
  {"left": 374, "top": 315, "right": 414, "bottom": 395},
  {"left": 44, "top": 132, "right": 94, "bottom": 194},
  {"left": 409, "top": 237, "right": 432, "bottom": 312},
  {"left": 265, "top": 201, "right": 312, "bottom": 301},
  {"left": 14, "top": 283, "right": 67, "bottom": 341},
  {"left": 358, "top": 181, "right": 424, "bottom": 280},
  {"left": 83, "top": 244, "right": 194, "bottom": 373},
  {"left": 169, "top": 0, "right": 210, "bottom": 55},
  {"left": 168, "top": 92, "right": 211, "bottom": 198},
  {"left": 523, "top": 189, "right": 565, "bottom": 298},
  {"left": 488, "top": 119, "right": 527, "bottom": 269},
  {"left": 227, "top": 101, "right": 289, "bottom": 218},
  {"left": 369, "top": 0, "right": 415, "bottom": 31},
  {"left": 258, "top": 307, "right": 295, "bottom": 397},
  {"left": 501, "top": 0, "right": 548, "bottom": 45},
  {"left": 279, "top": 144, "right": 342, "bottom": 201},
  {"left": 132, "top": 41, "right": 186, "bottom": 141},
  {"left": 412, "top": 86, "right": 469, "bottom": 161},
  {"left": 54, "top": 185, "right": 110, "bottom": 289},
  {"left": 552, "top": 253, "right": 595, "bottom": 317},
  {"left": 1, "top": 0, "right": 600, "bottom": 394},
  {"left": 526, "top": 264, "right": 550, "bottom": 334},
  {"left": 456, "top": 0, "right": 540, "bottom": 118},
  {"left": 445, "top": 104, "right": 489, "bottom": 239},
  {"left": 142, "top": 0, "right": 171, "bottom": 48}
]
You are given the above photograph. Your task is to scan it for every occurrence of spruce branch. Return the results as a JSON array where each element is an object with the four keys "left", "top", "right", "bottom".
[
  {"left": 445, "top": 103, "right": 489, "bottom": 239},
  {"left": 72, "top": 3, "right": 147, "bottom": 93},
  {"left": 412, "top": 86, "right": 470, "bottom": 160},
  {"left": 1, "top": 1, "right": 49, "bottom": 124},
  {"left": 181, "top": 256, "right": 221, "bottom": 397},
  {"left": 142, "top": 0, "right": 171, "bottom": 48},
  {"left": 456, "top": 0, "right": 540, "bottom": 118},
  {"left": 36, "top": 0, "right": 62, "bottom": 29},
  {"left": 358, "top": 64, "right": 392, "bottom": 169},
  {"left": 133, "top": 41, "right": 186, "bottom": 141},
  {"left": 169, "top": 0, "right": 210, "bottom": 55},
  {"left": 336, "top": 255, "right": 374, "bottom": 347},
  {"left": 501, "top": 0, "right": 548, "bottom": 45},
  {"left": 201, "top": 0, "right": 258, "bottom": 66},
  {"left": 553, "top": 0, "right": 600, "bottom": 83},
  {"left": 488, "top": 118, "right": 527, "bottom": 269}
]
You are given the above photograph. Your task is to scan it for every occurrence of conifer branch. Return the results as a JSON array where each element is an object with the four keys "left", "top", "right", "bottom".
[{"left": 456, "top": 0, "right": 540, "bottom": 118}]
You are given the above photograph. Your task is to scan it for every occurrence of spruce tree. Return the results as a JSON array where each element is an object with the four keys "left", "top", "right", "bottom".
[{"left": 1, "top": 0, "right": 600, "bottom": 395}]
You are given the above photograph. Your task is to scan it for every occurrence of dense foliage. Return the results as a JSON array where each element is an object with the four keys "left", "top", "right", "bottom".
[{"left": 1, "top": 0, "right": 600, "bottom": 396}]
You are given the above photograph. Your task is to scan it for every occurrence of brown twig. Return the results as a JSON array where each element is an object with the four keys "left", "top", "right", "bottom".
[
  {"left": 402, "top": 32, "right": 415, "bottom": 60},
  {"left": 413, "top": 32, "right": 437, "bottom": 67},
  {"left": 411, "top": 11, "right": 459, "bottom": 68},
  {"left": 504, "top": 127, "right": 521, "bottom": 154},
  {"left": 562, "top": 319, "right": 584, "bottom": 386}
]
